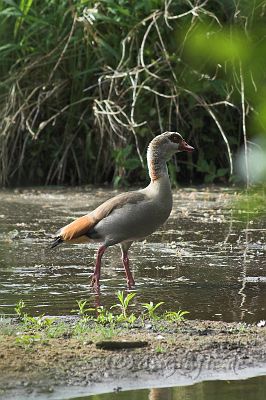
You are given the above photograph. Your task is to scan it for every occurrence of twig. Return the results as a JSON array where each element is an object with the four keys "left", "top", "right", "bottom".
[
  {"left": 165, "top": 0, "right": 208, "bottom": 20},
  {"left": 155, "top": 94, "right": 163, "bottom": 132},
  {"left": 184, "top": 88, "right": 233, "bottom": 175},
  {"left": 48, "top": 13, "right": 77, "bottom": 84},
  {"left": 139, "top": 13, "right": 162, "bottom": 81},
  {"left": 239, "top": 61, "right": 249, "bottom": 187},
  {"left": 35, "top": 96, "right": 92, "bottom": 139}
]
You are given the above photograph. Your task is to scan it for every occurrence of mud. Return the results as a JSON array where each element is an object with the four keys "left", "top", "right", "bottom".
[{"left": 0, "top": 319, "right": 265, "bottom": 399}]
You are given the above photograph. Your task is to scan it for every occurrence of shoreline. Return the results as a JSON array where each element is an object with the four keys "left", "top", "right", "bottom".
[{"left": 0, "top": 318, "right": 265, "bottom": 399}]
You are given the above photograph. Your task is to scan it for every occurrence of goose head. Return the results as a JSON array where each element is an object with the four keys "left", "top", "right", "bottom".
[{"left": 148, "top": 131, "right": 194, "bottom": 162}]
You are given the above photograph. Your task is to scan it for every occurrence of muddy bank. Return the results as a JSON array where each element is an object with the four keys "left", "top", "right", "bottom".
[{"left": 0, "top": 319, "right": 265, "bottom": 399}]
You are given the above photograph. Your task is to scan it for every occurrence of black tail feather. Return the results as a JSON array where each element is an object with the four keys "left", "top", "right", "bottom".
[{"left": 50, "top": 237, "right": 63, "bottom": 249}]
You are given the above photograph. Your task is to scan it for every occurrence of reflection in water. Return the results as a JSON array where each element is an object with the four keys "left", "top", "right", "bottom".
[
  {"left": 70, "top": 376, "right": 266, "bottom": 400},
  {"left": 238, "top": 223, "right": 249, "bottom": 319},
  {"left": 0, "top": 188, "right": 265, "bottom": 322}
]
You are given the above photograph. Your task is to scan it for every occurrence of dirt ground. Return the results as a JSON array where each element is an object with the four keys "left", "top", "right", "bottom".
[{"left": 0, "top": 319, "right": 266, "bottom": 399}]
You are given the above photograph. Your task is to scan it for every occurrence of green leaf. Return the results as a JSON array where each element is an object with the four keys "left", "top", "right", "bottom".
[
  {"left": 216, "top": 168, "right": 228, "bottom": 177},
  {"left": 113, "top": 175, "right": 122, "bottom": 188},
  {"left": 14, "top": 0, "right": 33, "bottom": 37},
  {"left": 204, "top": 174, "right": 215, "bottom": 184},
  {"left": 125, "top": 158, "right": 140, "bottom": 170},
  {"left": 0, "top": 7, "right": 22, "bottom": 16}
]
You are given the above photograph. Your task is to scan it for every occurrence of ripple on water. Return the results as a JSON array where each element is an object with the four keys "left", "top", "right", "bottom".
[{"left": 0, "top": 187, "right": 265, "bottom": 322}]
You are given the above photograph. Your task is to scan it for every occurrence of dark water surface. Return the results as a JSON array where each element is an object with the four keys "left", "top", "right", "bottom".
[
  {"left": 0, "top": 187, "right": 265, "bottom": 322},
  {"left": 70, "top": 375, "right": 266, "bottom": 400}
]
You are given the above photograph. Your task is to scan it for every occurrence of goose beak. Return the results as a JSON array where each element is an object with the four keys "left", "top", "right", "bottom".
[{"left": 179, "top": 140, "right": 194, "bottom": 153}]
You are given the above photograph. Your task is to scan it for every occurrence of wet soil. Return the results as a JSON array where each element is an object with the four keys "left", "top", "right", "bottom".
[{"left": 0, "top": 319, "right": 265, "bottom": 399}]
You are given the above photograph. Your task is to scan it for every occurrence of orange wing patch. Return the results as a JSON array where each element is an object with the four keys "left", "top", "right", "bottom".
[
  {"left": 60, "top": 215, "right": 96, "bottom": 241},
  {"left": 57, "top": 191, "right": 147, "bottom": 243}
]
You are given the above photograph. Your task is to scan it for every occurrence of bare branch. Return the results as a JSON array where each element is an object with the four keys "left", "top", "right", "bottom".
[{"left": 239, "top": 61, "right": 249, "bottom": 187}]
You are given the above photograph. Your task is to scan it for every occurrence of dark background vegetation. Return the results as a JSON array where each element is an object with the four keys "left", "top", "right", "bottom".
[{"left": 0, "top": 0, "right": 265, "bottom": 187}]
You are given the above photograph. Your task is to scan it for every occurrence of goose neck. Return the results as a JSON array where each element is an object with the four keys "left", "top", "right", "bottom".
[{"left": 147, "top": 144, "right": 168, "bottom": 182}]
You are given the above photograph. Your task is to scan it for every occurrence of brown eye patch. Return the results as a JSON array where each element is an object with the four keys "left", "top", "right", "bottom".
[{"left": 169, "top": 133, "right": 182, "bottom": 144}]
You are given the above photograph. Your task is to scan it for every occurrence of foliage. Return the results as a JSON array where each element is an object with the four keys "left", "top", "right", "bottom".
[
  {"left": 155, "top": 344, "right": 166, "bottom": 353},
  {"left": 110, "top": 290, "right": 136, "bottom": 319},
  {"left": 1, "top": 1, "right": 265, "bottom": 187},
  {"left": 14, "top": 300, "right": 55, "bottom": 330},
  {"left": 95, "top": 306, "right": 116, "bottom": 324},
  {"left": 142, "top": 301, "right": 164, "bottom": 320},
  {"left": 72, "top": 299, "right": 94, "bottom": 316},
  {"left": 112, "top": 145, "right": 142, "bottom": 188},
  {"left": 9, "top": 292, "right": 189, "bottom": 347},
  {"left": 22, "top": 315, "right": 55, "bottom": 331},
  {"left": 14, "top": 299, "right": 26, "bottom": 319},
  {"left": 15, "top": 333, "right": 43, "bottom": 347},
  {"left": 164, "top": 310, "right": 190, "bottom": 323}
]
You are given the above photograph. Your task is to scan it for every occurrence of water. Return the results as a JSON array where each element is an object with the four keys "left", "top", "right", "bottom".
[
  {"left": 0, "top": 187, "right": 265, "bottom": 322},
  {"left": 69, "top": 376, "right": 266, "bottom": 400}
]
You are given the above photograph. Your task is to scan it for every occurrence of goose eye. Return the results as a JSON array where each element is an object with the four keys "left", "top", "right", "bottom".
[{"left": 169, "top": 134, "right": 181, "bottom": 144}]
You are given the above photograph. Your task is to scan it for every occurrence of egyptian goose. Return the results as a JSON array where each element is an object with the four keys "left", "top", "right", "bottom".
[{"left": 51, "top": 132, "right": 194, "bottom": 288}]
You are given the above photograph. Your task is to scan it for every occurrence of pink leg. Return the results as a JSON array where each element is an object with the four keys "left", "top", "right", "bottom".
[
  {"left": 91, "top": 245, "right": 106, "bottom": 288},
  {"left": 121, "top": 250, "right": 135, "bottom": 288}
]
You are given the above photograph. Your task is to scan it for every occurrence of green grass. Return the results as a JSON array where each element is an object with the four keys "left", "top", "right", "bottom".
[{"left": 233, "top": 186, "right": 266, "bottom": 221}]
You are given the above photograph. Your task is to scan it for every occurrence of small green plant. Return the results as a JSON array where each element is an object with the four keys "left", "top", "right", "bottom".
[
  {"left": 95, "top": 306, "right": 116, "bottom": 325},
  {"left": 111, "top": 291, "right": 136, "bottom": 320},
  {"left": 11, "top": 296, "right": 190, "bottom": 347},
  {"left": 72, "top": 300, "right": 94, "bottom": 317},
  {"left": 125, "top": 313, "right": 137, "bottom": 325},
  {"left": 14, "top": 300, "right": 26, "bottom": 319},
  {"left": 228, "top": 322, "right": 247, "bottom": 334},
  {"left": 115, "top": 312, "right": 137, "bottom": 325},
  {"left": 164, "top": 310, "right": 190, "bottom": 322},
  {"left": 44, "top": 322, "right": 69, "bottom": 339},
  {"left": 14, "top": 300, "right": 56, "bottom": 334},
  {"left": 15, "top": 333, "right": 43, "bottom": 348},
  {"left": 237, "top": 323, "right": 247, "bottom": 333},
  {"left": 18, "top": 314, "right": 55, "bottom": 331},
  {"left": 155, "top": 344, "right": 166, "bottom": 354},
  {"left": 142, "top": 301, "right": 164, "bottom": 320},
  {"left": 72, "top": 318, "right": 91, "bottom": 338},
  {"left": 96, "top": 325, "right": 117, "bottom": 340},
  {"left": 31, "top": 315, "right": 55, "bottom": 330}
]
